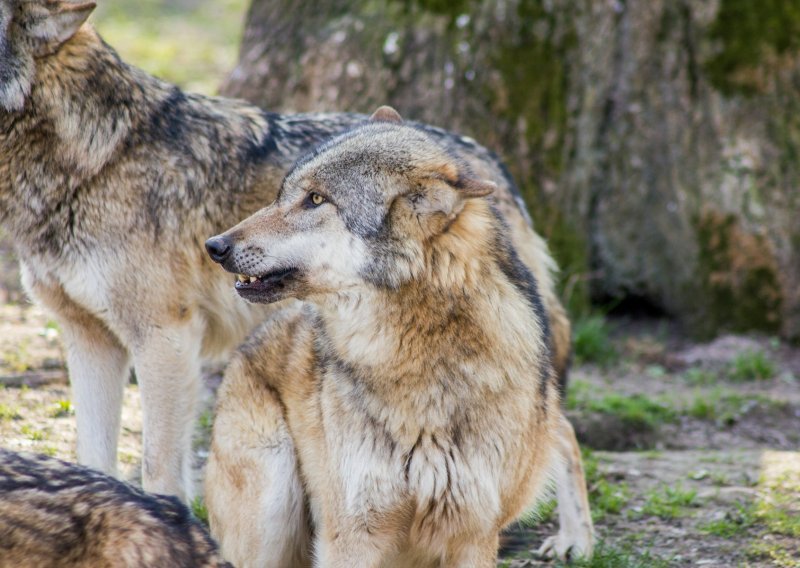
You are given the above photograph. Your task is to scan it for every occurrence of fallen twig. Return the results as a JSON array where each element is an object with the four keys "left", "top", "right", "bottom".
[{"left": 0, "top": 370, "right": 68, "bottom": 388}]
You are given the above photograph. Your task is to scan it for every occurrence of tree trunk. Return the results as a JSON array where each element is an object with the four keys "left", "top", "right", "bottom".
[{"left": 223, "top": 0, "right": 800, "bottom": 340}]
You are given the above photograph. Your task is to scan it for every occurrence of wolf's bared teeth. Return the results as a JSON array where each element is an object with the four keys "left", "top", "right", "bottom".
[
  {"left": 249, "top": 276, "right": 257, "bottom": 284},
  {"left": 236, "top": 274, "right": 248, "bottom": 283}
]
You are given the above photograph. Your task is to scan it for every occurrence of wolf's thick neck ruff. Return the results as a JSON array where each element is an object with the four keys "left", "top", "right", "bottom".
[{"left": 314, "top": 199, "right": 552, "bottom": 421}]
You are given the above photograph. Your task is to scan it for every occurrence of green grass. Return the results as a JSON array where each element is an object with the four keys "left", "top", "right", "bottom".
[
  {"left": 519, "top": 497, "right": 557, "bottom": 526},
  {"left": 498, "top": 532, "right": 670, "bottom": 566},
  {"left": 1, "top": 340, "right": 32, "bottom": 373},
  {"left": 686, "top": 392, "right": 717, "bottom": 421},
  {"left": 746, "top": 473, "right": 800, "bottom": 567},
  {"left": 756, "top": 494, "right": 800, "bottom": 538},
  {"left": 20, "top": 424, "right": 46, "bottom": 442},
  {"left": 194, "top": 408, "right": 215, "bottom": 450},
  {"left": 40, "top": 445, "right": 58, "bottom": 457},
  {"left": 50, "top": 399, "right": 73, "bottom": 418},
  {"left": 728, "top": 350, "right": 775, "bottom": 381},
  {"left": 573, "top": 316, "right": 617, "bottom": 366},
  {"left": 92, "top": 0, "right": 248, "bottom": 94},
  {"left": 191, "top": 496, "right": 209, "bottom": 526},
  {"left": 688, "top": 469, "right": 732, "bottom": 486},
  {"left": 120, "top": 450, "right": 139, "bottom": 465},
  {"left": 581, "top": 447, "right": 600, "bottom": 484},
  {"left": 684, "top": 367, "right": 718, "bottom": 385},
  {"left": 636, "top": 483, "right": 698, "bottom": 520},
  {"left": 570, "top": 379, "right": 784, "bottom": 436},
  {"left": 699, "top": 501, "right": 756, "bottom": 537},
  {"left": 0, "top": 403, "right": 21, "bottom": 421},
  {"left": 557, "top": 540, "right": 670, "bottom": 568},
  {"left": 198, "top": 409, "right": 214, "bottom": 432},
  {"left": 747, "top": 542, "right": 800, "bottom": 568},
  {"left": 686, "top": 388, "right": 744, "bottom": 423},
  {"left": 42, "top": 320, "right": 61, "bottom": 341},
  {"left": 591, "top": 479, "right": 630, "bottom": 521},
  {"left": 640, "top": 449, "right": 663, "bottom": 459},
  {"left": 577, "top": 448, "right": 630, "bottom": 521},
  {"left": 567, "top": 381, "right": 676, "bottom": 430},
  {"left": 685, "top": 388, "right": 784, "bottom": 425}
]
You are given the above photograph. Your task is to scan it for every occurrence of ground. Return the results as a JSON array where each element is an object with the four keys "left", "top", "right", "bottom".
[
  {"left": 501, "top": 317, "right": 800, "bottom": 568},
  {"left": 1, "top": 294, "right": 798, "bottom": 567},
  {"left": 1, "top": 1, "right": 798, "bottom": 566}
]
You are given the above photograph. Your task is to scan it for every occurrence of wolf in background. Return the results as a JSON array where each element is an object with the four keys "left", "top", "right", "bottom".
[
  {"left": 0, "top": 448, "right": 231, "bottom": 567},
  {"left": 203, "top": 107, "right": 594, "bottom": 566},
  {"left": 0, "top": 0, "right": 570, "bottom": 501}
]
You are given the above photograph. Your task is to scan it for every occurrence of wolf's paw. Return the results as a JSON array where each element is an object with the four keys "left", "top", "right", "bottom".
[{"left": 535, "top": 530, "right": 594, "bottom": 562}]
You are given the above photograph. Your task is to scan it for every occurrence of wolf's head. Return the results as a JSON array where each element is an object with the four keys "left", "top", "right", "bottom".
[
  {"left": 206, "top": 106, "right": 496, "bottom": 305},
  {"left": 0, "top": 0, "right": 95, "bottom": 111}
]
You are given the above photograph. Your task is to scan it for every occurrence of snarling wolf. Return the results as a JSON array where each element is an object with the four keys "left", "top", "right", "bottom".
[
  {"left": 204, "top": 107, "right": 594, "bottom": 566},
  {"left": 0, "top": 448, "right": 231, "bottom": 567},
  {"left": 0, "top": 0, "right": 571, "bottom": 502}
]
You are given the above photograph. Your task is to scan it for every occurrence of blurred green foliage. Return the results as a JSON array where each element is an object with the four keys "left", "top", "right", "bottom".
[
  {"left": 728, "top": 350, "right": 776, "bottom": 381},
  {"left": 572, "top": 316, "right": 617, "bottom": 366},
  {"left": 562, "top": 540, "right": 670, "bottom": 568},
  {"left": 700, "top": 501, "right": 756, "bottom": 538},
  {"left": 92, "top": 0, "right": 248, "bottom": 94},
  {"left": 637, "top": 483, "right": 698, "bottom": 520},
  {"left": 191, "top": 495, "right": 210, "bottom": 525},
  {"left": 706, "top": 0, "right": 800, "bottom": 95}
]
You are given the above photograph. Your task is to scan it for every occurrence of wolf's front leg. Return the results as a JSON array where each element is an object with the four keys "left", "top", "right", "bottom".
[
  {"left": 537, "top": 414, "right": 595, "bottom": 561},
  {"left": 315, "top": 505, "right": 413, "bottom": 568},
  {"left": 60, "top": 316, "right": 130, "bottom": 476},
  {"left": 131, "top": 318, "right": 204, "bottom": 501},
  {"left": 206, "top": 355, "right": 311, "bottom": 568},
  {"left": 315, "top": 531, "right": 390, "bottom": 568},
  {"left": 444, "top": 534, "right": 499, "bottom": 568}
]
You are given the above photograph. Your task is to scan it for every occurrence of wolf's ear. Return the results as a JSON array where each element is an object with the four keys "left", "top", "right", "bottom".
[
  {"left": 370, "top": 105, "right": 403, "bottom": 124},
  {"left": 410, "top": 162, "right": 496, "bottom": 223},
  {"left": 30, "top": 1, "right": 95, "bottom": 47},
  {"left": 456, "top": 177, "right": 497, "bottom": 199}
]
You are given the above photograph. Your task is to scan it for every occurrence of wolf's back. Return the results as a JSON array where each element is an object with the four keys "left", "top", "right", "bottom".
[{"left": 0, "top": 449, "right": 230, "bottom": 568}]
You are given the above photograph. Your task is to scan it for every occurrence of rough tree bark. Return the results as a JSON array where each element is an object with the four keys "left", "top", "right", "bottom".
[{"left": 222, "top": 0, "right": 800, "bottom": 341}]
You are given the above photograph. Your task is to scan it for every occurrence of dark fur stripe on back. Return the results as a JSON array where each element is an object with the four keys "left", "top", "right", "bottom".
[
  {"left": 489, "top": 207, "right": 554, "bottom": 402},
  {"left": 0, "top": 449, "right": 231, "bottom": 567}
]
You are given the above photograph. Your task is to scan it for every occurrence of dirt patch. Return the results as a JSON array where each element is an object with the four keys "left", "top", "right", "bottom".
[
  {"left": 0, "top": 305, "right": 219, "bottom": 488},
  {"left": 568, "top": 323, "right": 800, "bottom": 455},
  {"left": 0, "top": 303, "right": 64, "bottom": 376}
]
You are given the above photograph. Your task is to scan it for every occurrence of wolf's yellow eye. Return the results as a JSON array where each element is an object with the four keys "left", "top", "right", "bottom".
[{"left": 309, "top": 192, "right": 325, "bottom": 206}]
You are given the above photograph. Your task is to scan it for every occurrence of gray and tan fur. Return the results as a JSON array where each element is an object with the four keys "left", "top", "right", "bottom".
[
  {"left": 0, "top": 448, "right": 231, "bottom": 568},
  {"left": 0, "top": 0, "right": 570, "bottom": 501},
  {"left": 204, "top": 107, "right": 594, "bottom": 566}
]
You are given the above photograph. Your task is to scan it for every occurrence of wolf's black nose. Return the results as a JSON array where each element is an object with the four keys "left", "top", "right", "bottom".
[{"left": 205, "top": 236, "right": 232, "bottom": 263}]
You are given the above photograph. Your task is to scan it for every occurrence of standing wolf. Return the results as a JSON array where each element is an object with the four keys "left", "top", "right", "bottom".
[
  {"left": 204, "top": 107, "right": 594, "bottom": 566},
  {"left": 0, "top": 0, "right": 570, "bottom": 501}
]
